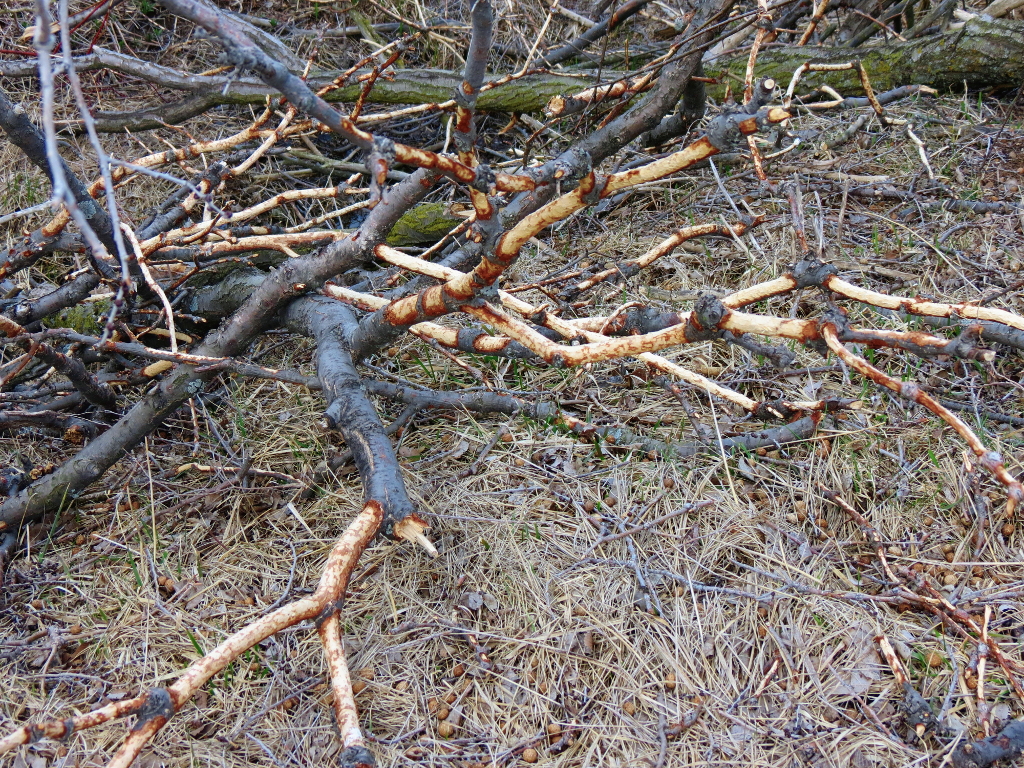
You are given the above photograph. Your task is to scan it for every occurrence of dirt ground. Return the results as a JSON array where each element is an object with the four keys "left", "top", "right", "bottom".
[{"left": 2, "top": 1, "right": 1024, "bottom": 766}]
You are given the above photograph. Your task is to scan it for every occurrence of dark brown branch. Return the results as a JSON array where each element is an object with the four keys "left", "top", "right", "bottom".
[
  {"left": 158, "top": 0, "right": 532, "bottom": 193},
  {"left": 541, "top": 0, "right": 654, "bottom": 67},
  {"left": 3, "top": 272, "right": 101, "bottom": 327},
  {"left": 0, "top": 168, "right": 433, "bottom": 534},
  {"left": 158, "top": 0, "right": 372, "bottom": 152},
  {"left": 952, "top": 720, "right": 1024, "bottom": 768},
  {"left": 283, "top": 296, "right": 421, "bottom": 541},
  {"left": 349, "top": 101, "right": 787, "bottom": 359},
  {"left": 0, "top": 89, "right": 117, "bottom": 278},
  {"left": 0, "top": 315, "right": 117, "bottom": 409},
  {"left": 570, "top": 0, "right": 734, "bottom": 166},
  {"left": 639, "top": 62, "right": 708, "bottom": 147},
  {"left": 363, "top": 380, "right": 824, "bottom": 459},
  {"left": 0, "top": 410, "right": 100, "bottom": 439}
]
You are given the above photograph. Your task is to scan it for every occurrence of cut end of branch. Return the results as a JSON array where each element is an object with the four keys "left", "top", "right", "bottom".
[{"left": 392, "top": 514, "right": 438, "bottom": 557}]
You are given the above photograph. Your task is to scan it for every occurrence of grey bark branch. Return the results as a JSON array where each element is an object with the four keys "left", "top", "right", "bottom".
[
  {"left": 0, "top": 168, "right": 433, "bottom": 534},
  {"left": 3, "top": 19, "right": 1022, "bottom": 133}
]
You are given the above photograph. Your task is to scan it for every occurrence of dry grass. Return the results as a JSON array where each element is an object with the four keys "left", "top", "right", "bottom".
[{"left": 3, "top": 1, "right": 1024, "bottom": 766}]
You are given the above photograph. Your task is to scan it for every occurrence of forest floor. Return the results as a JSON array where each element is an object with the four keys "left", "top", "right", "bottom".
[{"left": 2, "top": 0, "right": 1024, "bottom": 766}]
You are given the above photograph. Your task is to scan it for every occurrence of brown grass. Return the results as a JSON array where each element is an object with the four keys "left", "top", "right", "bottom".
[{"left": 3, "top": 1, "right": 1024, "bottom": 766}]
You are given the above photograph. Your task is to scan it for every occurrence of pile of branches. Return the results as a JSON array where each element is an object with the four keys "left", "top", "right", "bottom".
[{"left": 1, "top": 0, "right": 1023, "bottom": 765}]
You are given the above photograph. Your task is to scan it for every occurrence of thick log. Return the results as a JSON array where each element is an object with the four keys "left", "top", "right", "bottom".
[
  {"left": 7, "top": 18, "right": 1019, "bottom": 131},
  {"left": 705, "top": 18, "right": 1024, "bottom": 95}
]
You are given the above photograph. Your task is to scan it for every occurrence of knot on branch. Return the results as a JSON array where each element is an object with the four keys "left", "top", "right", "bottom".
[
  {"left": 822, "top": 307, "right": 849, "bottom": 331},
  {"left": 792, "top": 257, "right": 837, "bottom": 288},
  {"left": 314, "top": 601, "right": 344, "bottom": 629},
  {"left": 693, "top": 294, "right": 728, "bottom": 331},
  {"left": 550, "top": 148, "right": 592, "bottom": 187},
  {"left": 28, "top": 719, "right": 75, "bottom": 744},
  {"left": 370, "top": 135, "right": 396, "bottom": 164},
  {"left": 339, "top": 745, "right": 377, "bottom": 768},
  {"left": 745, "top": 78, "right": 777, "bottom": 112},
  {"left": 454, "top": 81, "right": 475, "bottom": 111},
  {"left": 951, "top": 719, "right": 1024, "bottom": 768},
  {"left": 474, "top": 281, "right": 501, "bottom": 305},
  {"left": 580, "top": 173, "right": 609, "bottom": 205},
  {"left": 900, "top": 682, "right": 938, "bottom": 736},
  {"left": 470, "top": 162, "right": 496, "bottom": 194},
  {"left": 601, "top": 306, "right": 676, "bottom": 336},
  {"left": 978, "top": 450, "right": 1005, "bottom": 474},
  {"left": 898, "top": 381, "right": 921, "bottom": 399},
  {"left": 705, "top": 105, "right": 790, "bottom": 151},
  {"left": 225, "top": 47, "right": 264, "bottom": 75},
  {"left": 324, "top": 400, "right": 344, "bottom": 429},
  {"left": 949, "top": 323, "right": 993, "bottom": 361},
  {"left": 131, "top": 688, "right": 174, "bottom": 731},
  {"left": 705, "top": 108, "right": 750, "bottom": 151},
  {"left": 753, "top": 399, "right": 799, "bottom": 421},
  {"left": 367, "top": 137, "right": 397, "bottom": 203},
  {"left": 528, "top": 307, "right": 552, "bottom": 326}
]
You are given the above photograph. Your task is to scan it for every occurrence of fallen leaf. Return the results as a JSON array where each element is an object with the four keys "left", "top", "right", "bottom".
[{"left": 823, "top": 625, "right": 881, "bottom": 697}]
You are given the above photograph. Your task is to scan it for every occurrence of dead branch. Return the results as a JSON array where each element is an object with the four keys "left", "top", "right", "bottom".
[
  {"left": 1, "top": 3, "right": 1023, "bottom": 766},
  {"left": 952, "top": 720, "right": 1024, "bottom": 768}
]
